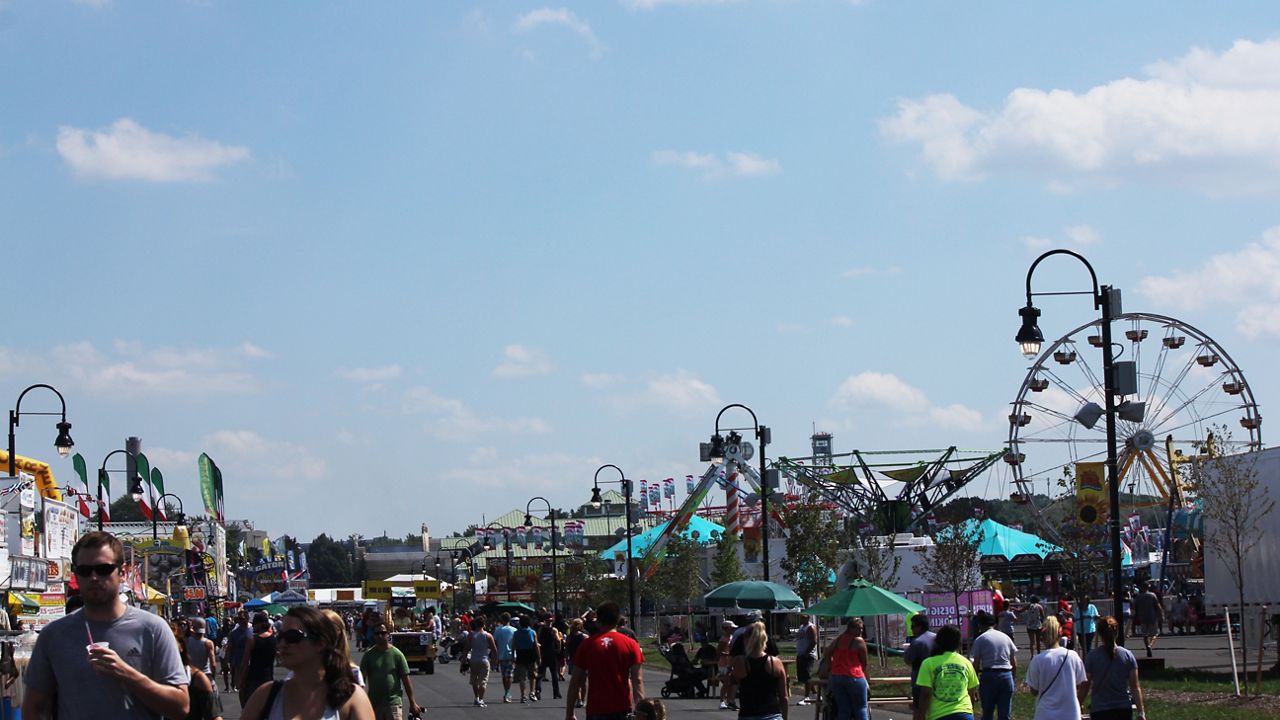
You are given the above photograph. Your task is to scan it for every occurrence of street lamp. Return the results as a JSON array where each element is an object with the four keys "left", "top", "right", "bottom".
[
  {"left": 152, "top": 493, "right": 187, "bottom": 546},
  {"left": 706, "top": 404, "right": 774, "bottom": 582},
  {"left": 8, "top": 383, "right": 74, "bottom": 480},
  {"left": 482, "top": 523, "right": 514, "bottom": 602},
  {"left": 97, "top": 449, "right": 139, "bottom": 532},
  {"left": 1018, "top": 248, "right": 1126, "bottom": 642},
  {"left": 591, "top": 464, "right": 636, "bottom": 625},
  {"left": 524, "top": 496, "right": 559, "bottom": 619},
  {"left": 450, "top": 546, "right": 477, "bottom": 612}
]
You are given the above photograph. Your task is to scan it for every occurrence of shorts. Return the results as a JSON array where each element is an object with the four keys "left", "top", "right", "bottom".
[
  {"left": 499, "top": 659, "right": 515, "bottom": 680},
  {"left": 796, "top": 655, "right": 815, "bottom": 684},
  {"left": 470, "top": 660, "right": 491, "bottom": 687},
  {"left": 374, "top": 706, "right": 405, "bottom": 720},
  {"left": 515, "top": 661, "right": 537, "bottom": 684}
]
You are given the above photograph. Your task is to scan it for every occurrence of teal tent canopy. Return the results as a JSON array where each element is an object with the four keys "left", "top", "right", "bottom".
[
  {"left": 598, "top": 515, "right": 724, "bottom": 559},
  {"left": 953, "top": 518, "right": 1061, "bottom": 560}
]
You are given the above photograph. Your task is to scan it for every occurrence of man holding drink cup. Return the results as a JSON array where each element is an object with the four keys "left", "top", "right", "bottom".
[{"left": 23, "top": 531, "right": 189, "bottom": 719}]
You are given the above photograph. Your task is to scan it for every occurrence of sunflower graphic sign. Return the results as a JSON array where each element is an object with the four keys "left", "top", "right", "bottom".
[{"left": 1075, "top": 462, "right": 1107, "bottom": 525}]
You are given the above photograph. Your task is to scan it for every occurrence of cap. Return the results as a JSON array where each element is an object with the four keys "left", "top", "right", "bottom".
[
  {"left": 745, "top": 610, "right": 762, "bottom": 620},
  {"left": 722, "top": 620, "right": 736, "bottom": 628}
]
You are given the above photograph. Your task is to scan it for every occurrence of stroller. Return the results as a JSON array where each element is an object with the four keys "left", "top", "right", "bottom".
[{"left": 658, "top": 642, "right": 710, "bottom": 699}]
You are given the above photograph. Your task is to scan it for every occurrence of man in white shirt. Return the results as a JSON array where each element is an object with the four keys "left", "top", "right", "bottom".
[{"left": 969, "top": 611, "right": 1017, "bottom": 720}]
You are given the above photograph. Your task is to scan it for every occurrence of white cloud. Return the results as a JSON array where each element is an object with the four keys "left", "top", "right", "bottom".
[
  {"left": 403, "top": 386, "right": 551, "bottom": 440},
  {"left": 440, "top": 450, "right": 593, "bottom": 492},
  {"left": 57, "top": 118, "right": 249, "bottom": 182},
  {"left": 139, "top": 447, "right": 199, "bottom": 474},
  {"left": 1138, "top": 226, "right": 1280, "bottom": 338},
  {"left": 881, "top": 39, "right": 1280, "bottom": 193},
  {"left": 514, "top": 8, "right": 604, "bottom": 58},
  {"left": 337, "top": 365, "right": 403, "bottom": 383},
  {"left": 493, "top": 345, "right": 553, "bottom": 379},
  {"left": 581, "top": 372, "right": 625, "bottom": 389},
  {"left": 1022, "top": 224, "right": 1101, "bottom": 252},
  {"left": 840, "top": 266, "right": 874, "bottom": 279},
  {"left": 0, "top": 340, "right": 262, "bottom": 397},
  {"left": 624, "top": 0, "right": 734, "bottom": 8},
  {"left": 646, "top": 369, "right": 719, "bottom": 412},
  {"left": 203, "top": 430, "right": 327, "bottom": 481},
  {"left": 832, "top": 371, "right": 986, "bottom": 431},
  {"left": 240, "top": 342, "right": 274, "bottom": 359},
  {"left": 831, "top": 315, "right": 854, "bottom": 328},
  {"left": 652, "top": 149, "right": 781, "bottom": 179}
]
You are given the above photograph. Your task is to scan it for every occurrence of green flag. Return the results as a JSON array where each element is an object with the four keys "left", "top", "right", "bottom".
[
  {"left": 98, "top": 467, "right": 111, "bottom": 494},
  {"left": 198, "top": 453, "right": 218, "bottom": 521},
  {"left": 151, "top": 467, "right": 165, "bottom": 496},
  {"left": 72, "top": 453, "right": 89, "bottom": 490}
]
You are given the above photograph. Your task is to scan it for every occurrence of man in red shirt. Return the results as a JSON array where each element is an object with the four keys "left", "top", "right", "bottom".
[{"left": 565, "top": 602, "right": 644, "bottom": 720}]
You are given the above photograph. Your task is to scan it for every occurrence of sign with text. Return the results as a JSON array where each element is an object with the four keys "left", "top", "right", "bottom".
[
  {"left": 184, "top": 586, "right": 207, "bottom": 601},
  {"left": 42, "top": 498, "right": 79, "bottom": 560},
  {"left": 917, "top": 590, "right": 993, "bottom": 642},
  {"left": 363, "top": 581, "right": 393, "bottom": 600},
  {"left": 413, "top": 579, "right": 443, "bottom": 599}
]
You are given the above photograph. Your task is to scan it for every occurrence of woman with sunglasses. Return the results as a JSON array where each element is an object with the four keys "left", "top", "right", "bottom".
[{"left": 241, "top": 606, "right": 374, "bottom": 720}]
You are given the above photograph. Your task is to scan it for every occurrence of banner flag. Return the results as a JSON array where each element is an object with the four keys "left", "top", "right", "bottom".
[
  {"left": 1074, "top": 462, "right": 1107, "bottom": 525},
  {"left": 151, "top": 469, "right": 168, "bottom": 521},
  {"left": 685, "top": 474, "right": 695, "bottom": 493},
  {"left": 213, "top": 463, "right": 225, "bottom": 525},
  {"left": 72, "top": 453, "right": 88, "bottom": 490},
  {"left": 97, "top": 468, "right": 111, "bottom": 523},
  {"left": 198, "top": 454, "right": 219, "bottom": 524}
]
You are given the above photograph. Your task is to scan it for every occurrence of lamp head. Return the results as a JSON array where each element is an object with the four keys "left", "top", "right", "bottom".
[
  {"left": 129, "top": 474, "right": 144, "bottom": 502},
  {"left": 589, "top": 486, "right": 603, "bottom": 508},
  {"left": 709, "top": 433, "right": 726, "bottom": 464},
  {"left": 1016, "top": 304, "right": 1044, "bottom": 358},
  {"left": 54, "top": 421, "right": 74, "bottom": 457},
  {"left": 523, "top": 513, "right": 533, "bottom": 528}
]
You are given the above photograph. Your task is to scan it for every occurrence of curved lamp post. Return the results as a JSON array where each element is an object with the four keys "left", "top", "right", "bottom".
[
  {"left": 1017, "top": 248, "right": 1125, "bottom": 643},
  {"left": 152, "top": 493, "right": 187, "bottom": 545},
  {"left": 706, "top": 403, "right": 773, "bottom": 581},
  {"left": 482, "top": 522, "right": 514, "bottom": 602},
  {"left": 591, "top": 464, "right": 635, "bottom": 625},
  {"left": 97, "top": 449, "right": 139, "bottom": 532},
  {"left": 450, "top": 546, "right": 477, "bottom": 612},
  {"left": 524, "top": 496, "right": 559, "bottom": 618},
  {"left": 8, "top": 383, "right": 74, "bottom": 480}
]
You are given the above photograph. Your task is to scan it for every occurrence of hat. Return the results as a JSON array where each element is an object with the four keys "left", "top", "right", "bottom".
[
  {"left": 722, "top": 620, "right": 736, "bottom": 629},
  {"left": 745, "top": 610, "right": 762, "bottom": 620}
]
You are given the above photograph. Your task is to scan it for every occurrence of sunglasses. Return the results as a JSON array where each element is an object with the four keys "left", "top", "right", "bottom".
[
  {"left": 278, "top": 629, "right": 312, "bottom": 645},
  {"left": 72, "top": 563, "right": 120, "bottom": 578}
]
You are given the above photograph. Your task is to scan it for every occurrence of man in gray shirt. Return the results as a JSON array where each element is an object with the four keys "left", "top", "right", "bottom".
[
  {"left": 1133, "top": 580, "right": 1165, "bottom": 658},
  {"left": 969, "top": 611, "right": 1017, "bottom": 720},
  {"left": 902, "top": 613, "right": 936, "bottom": 713},
  {"left": 24, "top": 531, "right": 188, "bottom": 719}
]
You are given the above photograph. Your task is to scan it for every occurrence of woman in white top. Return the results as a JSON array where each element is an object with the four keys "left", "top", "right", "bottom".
[
  {"left": 1026, "top": 616, "right": 1088, "bottom": 720},
  {"left": 241, "top": 606, "right": 374, "bottom": 720}
]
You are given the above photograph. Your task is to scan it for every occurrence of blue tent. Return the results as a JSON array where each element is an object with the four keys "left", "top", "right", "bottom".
[
  {"left": 599, "top": 515, "right": 724, "bottom": 559},
  {"left": 244, "top": 592, "right": 276, "bottom": 608},
  {"left": 957, "top": 518, "right": 1060, "bottom": 560}
]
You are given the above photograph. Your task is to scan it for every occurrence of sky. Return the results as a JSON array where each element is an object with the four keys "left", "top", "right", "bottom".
[{"left": 2, "top": 1, "right": 1279, "bottom": 542}]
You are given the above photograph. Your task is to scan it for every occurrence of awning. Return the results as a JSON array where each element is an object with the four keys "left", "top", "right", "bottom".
[
  {"left": 141, "top": 585, "right": 169, "bottom": 604},
  {"left": 7, "top": 592, "right": 38, "bottom": 611}
]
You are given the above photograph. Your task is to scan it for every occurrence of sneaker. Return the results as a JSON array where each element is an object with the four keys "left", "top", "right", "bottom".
[
  {"left": 503, "top": 697, "right": 511, "bottom": 704},
  {"left": 474, "top": 699, "right": 481, "bottom": 707},
  {"left": 520, "top": 695, "right": 526, "bottom": 703},
  {"left": 720, "top": 702, "right": 729, "bottom": 710},
  {"left": 797, "top": 698, "right": 810, "bottom": 706},
  {"left": 576, "top": 700, "right": 584, "bottom": 708},
  {"left": 478, "top": 700, "right": 486, "bottom": 708}
]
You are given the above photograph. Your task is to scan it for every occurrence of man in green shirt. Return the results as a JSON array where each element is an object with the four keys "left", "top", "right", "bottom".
[
  {"left": 915, "top": 625, "right": 978, "bottom": 720},
  {"left": 360, "top": 622, "right": 425, "bottom": 720}
]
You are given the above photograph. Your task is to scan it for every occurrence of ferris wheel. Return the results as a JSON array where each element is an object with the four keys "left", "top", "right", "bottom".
[{"left": 1006, "top": 312, "right": 1262, "bottom": 535}]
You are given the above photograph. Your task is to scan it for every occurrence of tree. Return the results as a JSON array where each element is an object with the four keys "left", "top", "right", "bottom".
[
  {"left": 780, "top": 505, "right": 841, "bottom": 605},
  {"left": 225, "top": 524, "right": 245, "bottom": 568},
  {"left": 710, "top": 530, "right": 746, "bottom": 587},
  {"left": 1188, "top": 429, "right": 1273, "bottom": 694},
  {"left": 920, "top": 523, "right": 985, "bottom": 633},
  {"left": 1042, "top": 467, "right": 1110, "bottom": 612},
  {"left": 306, "top": 533, "right": 353, "bottom": 584},
  {"left": 650, "top": 533, "right": 702, "bottom": 612},
  {"left": 581, "top": 557, "right": 629, "bottom": 612}
]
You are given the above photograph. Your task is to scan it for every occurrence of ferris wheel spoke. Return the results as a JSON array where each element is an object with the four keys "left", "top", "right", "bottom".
[
  {"left": 1073, "top": 351, "right": 1109, "bottom": 404},
  {"left": 1038, "top": 366, "right": 1097, "bottom": 407},
  {"left": 1144, "top": 327, "right": 1177, "bottom": 408},
  {"left": 1146, "top": 375, "right": 1223, "bottom": 435},
  {"left": 1145, "top": 351, "right": 1200, "bottom": 428},
  {"left": 1151, "top": 405, "right": 1245, "bottom": 439},
  {"left": 1021, "top": 401, "right": 1093, "bottom": 430}
]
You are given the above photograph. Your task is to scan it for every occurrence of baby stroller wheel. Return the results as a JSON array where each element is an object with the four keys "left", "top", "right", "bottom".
[{"left": 660, "top": 687, "right": 672, "bottom": 698}]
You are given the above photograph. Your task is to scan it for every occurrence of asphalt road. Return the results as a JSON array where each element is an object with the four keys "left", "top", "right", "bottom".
[{"left": 216, "top": 631, "right": 1260, "bottom": 720}]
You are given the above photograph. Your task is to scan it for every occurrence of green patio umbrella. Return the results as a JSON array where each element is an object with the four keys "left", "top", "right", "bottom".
[
  {"left": 703, "top": 580, "right": 804, "bottom": 610},
  {"left": 803, "top": 579, "right": 925, "bottom": 617},
  {"left": 482, "top": 600, "right": 537, "bottom": 614}
]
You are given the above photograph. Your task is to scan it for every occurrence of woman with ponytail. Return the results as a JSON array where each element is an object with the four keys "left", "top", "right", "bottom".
[
  {"left": 1084, "top": 616, "right": 1145, "bottom": 720},
  {"left": 241, "top": 606, "right": 374, "bottom": 720}
]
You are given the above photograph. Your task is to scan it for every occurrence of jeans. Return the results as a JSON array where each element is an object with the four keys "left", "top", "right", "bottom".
[
  {"left": 828, "top": 675, "right": 869, "bottom": 720},
  {"left": 937, "top": 714, "right": 974, "bottom": 720},
  {"left": 978, "top": 669, "right": 1014, "bottom": 720},
  {"left": 1090, "top": 709, "right": 1134, "bottom": 720},
  {"left": 535, "top": 657, "right": 560, "bottom": 698}
]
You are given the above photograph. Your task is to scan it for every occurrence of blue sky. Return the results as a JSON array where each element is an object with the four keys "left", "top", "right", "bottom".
[{"left": 3, "top": 1, "right": 1278, "bottom": 541}]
